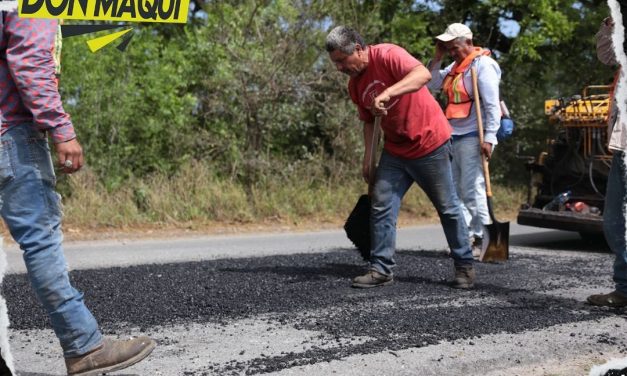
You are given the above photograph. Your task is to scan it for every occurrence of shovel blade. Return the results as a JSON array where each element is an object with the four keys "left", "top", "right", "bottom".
[
  {"left": 344, "top": 194, "right": 371, "bottom": 261},
  {"left": 479, "top": 221, "right": 510, "bottom": 262}
]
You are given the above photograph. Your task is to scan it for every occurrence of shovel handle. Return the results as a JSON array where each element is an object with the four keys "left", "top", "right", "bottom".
[
  {"left": 368, "top": 116, "right": 382, "bottom": 194},
  {"left": 470, "top": 67, "right": 492, "bottom": 198}
]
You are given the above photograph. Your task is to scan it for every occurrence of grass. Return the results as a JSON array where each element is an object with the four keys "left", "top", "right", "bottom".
[{"left": 1, "top": 161, "right": 527, "bottom": 240}]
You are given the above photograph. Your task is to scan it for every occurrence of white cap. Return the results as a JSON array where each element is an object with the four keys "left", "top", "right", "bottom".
[{"left": 435, "top": 23, "right": 473, "bottom": 42}]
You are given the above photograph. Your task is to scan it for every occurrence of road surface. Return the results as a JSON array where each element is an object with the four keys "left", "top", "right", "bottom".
[{"left": 3, "top": 224, "right": 626, "bottom": 375}]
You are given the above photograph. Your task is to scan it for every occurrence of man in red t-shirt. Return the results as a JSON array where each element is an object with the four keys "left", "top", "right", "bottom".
[{"left": 326, "top": 26, "right": 474, "bottom": 289}]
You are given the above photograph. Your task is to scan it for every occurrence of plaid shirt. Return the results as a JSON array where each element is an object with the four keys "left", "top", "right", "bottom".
[{"left": 0, "top": 11, "right": 75, "bottom": 143}]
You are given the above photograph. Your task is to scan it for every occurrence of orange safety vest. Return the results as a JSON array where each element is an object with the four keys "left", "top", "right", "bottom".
[{"left": 442, "top": 47, "right": 491, "bottom": 119}]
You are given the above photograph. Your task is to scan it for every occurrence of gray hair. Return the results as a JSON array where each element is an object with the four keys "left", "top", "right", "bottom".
[
  {"left": 325, "top": 26, "right": 365, "bottom": 54},
  {"left": 454, "top": 36, "right": 473, "bottom": 44}
]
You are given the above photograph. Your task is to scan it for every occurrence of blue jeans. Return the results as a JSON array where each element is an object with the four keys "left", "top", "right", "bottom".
[
  {"left": 370, "top": 141, "right": 473, "bottom": 275},
  {"left": 0, "top": 125, "right": 102, "bottom": 357},
  {"left": 451, "top": 135, "right": 491, "bottom": 239},
  {"left": 603, "top": 151, "right": 627, "bottom": 295}
]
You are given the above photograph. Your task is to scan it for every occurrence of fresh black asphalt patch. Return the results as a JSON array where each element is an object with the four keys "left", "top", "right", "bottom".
[{"left": 3, "top": 249, "right": 626, "bottom": 374}]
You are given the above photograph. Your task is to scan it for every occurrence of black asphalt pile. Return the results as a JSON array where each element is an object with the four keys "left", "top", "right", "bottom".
[{"left": 2, "top": 249, "right": 621, "bottom": 374}]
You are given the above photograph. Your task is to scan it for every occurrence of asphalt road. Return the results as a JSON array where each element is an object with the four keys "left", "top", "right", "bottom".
[{"left": 3, "top": 224, "right": 626, "bottom": 376}]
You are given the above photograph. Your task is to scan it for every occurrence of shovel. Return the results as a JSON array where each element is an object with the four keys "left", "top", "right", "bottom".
[
  {"left": 344, "top": 116, "right": 382, "bottom": 261},
  {"left": 470, "top": 67, "right": 509, "bottom": 262}
]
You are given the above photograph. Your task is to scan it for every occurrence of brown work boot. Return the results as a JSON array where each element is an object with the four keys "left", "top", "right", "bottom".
[
  {"left": 352, "top": 269, "right": 393, "bottom": 288},
  {"left": 451, "top": 265, "right": 475, "bottom": 289},
  {"left": 586, "top": 290, "right": 627, "bottom": 308},
  {"left": 66, "top": 336, "right": 156, "bottom": 375}
]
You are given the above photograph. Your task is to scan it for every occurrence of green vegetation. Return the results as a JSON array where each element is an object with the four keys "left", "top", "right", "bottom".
[
  {"left": 59, "top": 164, "right": 525, "bottom": 230},
  {"left": 55, "top": 0, "right": 614, "bottom": 231}
]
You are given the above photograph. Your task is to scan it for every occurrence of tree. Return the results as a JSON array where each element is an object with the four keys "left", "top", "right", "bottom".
[{"left": 58, "top": 0, "right": 614, "bottom": 190}]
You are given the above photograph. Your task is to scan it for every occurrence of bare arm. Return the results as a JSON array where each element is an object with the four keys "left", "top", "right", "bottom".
[
  {"left": 427, "top": 41, "right": 446, "bottom": 71},
  {"left": 372, "top": 64, "right": 432, "bottom": 115}
]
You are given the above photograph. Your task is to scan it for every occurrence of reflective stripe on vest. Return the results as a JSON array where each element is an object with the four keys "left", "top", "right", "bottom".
[{"left": 445, "top": 73, "right": 472, "bottom": 119}]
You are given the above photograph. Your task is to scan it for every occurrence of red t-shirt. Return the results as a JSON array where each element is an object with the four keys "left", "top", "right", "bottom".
[{"left": 348, "top": 44, "right": 451, "bottom": 159}]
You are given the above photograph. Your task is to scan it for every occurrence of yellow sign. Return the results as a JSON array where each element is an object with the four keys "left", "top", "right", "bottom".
[{"left": 18, "top": 0, "right": 189, "bottom": 23}]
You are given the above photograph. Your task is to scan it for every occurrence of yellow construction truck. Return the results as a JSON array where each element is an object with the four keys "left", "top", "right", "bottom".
[{"left": 517, "top": 82, "right": 615, "bottom": 240}]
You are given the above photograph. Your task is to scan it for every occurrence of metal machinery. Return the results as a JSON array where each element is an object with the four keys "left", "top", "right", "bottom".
[{"left": 517, "top": 83, "right": 615, "bottom": 238}]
